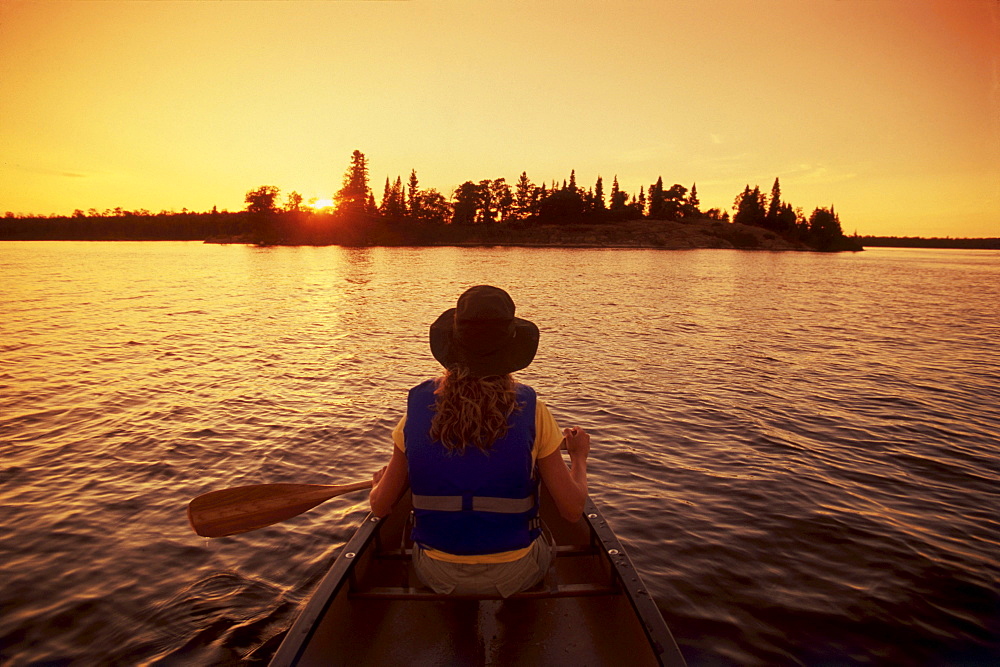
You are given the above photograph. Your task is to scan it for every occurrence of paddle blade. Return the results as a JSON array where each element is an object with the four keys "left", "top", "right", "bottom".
[{"left": 187, "top": 481, "right": 372, "bottom": 538}]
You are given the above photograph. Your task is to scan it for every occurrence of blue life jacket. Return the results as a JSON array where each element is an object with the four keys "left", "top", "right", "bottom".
[{"left": 404, "top": 379, "right": 540, "bottom": 555}]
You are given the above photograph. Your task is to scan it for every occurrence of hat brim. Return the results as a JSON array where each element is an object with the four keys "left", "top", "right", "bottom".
[{"left": 429, "top": 308, "right": 539, "bottom": 377}]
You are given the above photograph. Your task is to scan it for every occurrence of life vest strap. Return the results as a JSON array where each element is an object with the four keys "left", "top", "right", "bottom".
[{"left": 412, "top": 494, "right": 535, "bottom": 514}]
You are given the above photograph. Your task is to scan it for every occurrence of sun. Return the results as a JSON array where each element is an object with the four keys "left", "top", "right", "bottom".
[{"left": 313, "top": 198, "right": 335, "bottom": 210}]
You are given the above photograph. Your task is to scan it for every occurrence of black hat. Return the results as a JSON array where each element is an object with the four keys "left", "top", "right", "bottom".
[{"left": 429, "top": 285, "right": 539, "bottom": 377}]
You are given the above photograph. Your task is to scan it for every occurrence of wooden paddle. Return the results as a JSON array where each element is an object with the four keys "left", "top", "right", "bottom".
[
  {"left": 187, "top": 480, "right": 373, "bottom": 538},
  {"left": 189, "top": 437, "right": 576, "bottom": 538}
]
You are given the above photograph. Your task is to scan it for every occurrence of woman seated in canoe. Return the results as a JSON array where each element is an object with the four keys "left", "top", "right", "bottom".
[{"left": 369, "top": 285, "right": 590, "bottom": 598}]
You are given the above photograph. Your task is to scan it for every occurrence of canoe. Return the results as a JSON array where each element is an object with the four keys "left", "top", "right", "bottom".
[{"left": 269, "top": 485, "right": 687, "bottom": 666}]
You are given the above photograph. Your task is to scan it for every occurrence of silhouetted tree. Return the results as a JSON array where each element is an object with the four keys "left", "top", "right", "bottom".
[
  {"left": 766, "top": 177, "right": 782, "bottom": 226},
  {"left": 733, "top": 185, "right": 766, "bottom": 227},
  {"left": 380, "top": 176, "right": 405, "bottom": 218},
  {"left": 514, "top": 172, "right": 535, "bottom": 220},
  {"left": 452, "top": 181, "right": 480, "bottom": 225},
  {"left": 245, "top": 185, "right": 280, "bottom": 214},
  {"left": 807, "top": 206, "right": 845, "bottom": 250},
  {"left": 594, "top": 176, "right": 605, "bottom": 210},
  {"left": 285, "top": 191, "right": 303, "bottom": 212},
  {"left": 536, "top": 186, "right": 586, "bottom": 221},
  {"left": 491, "top": 178, "right": 513, "bottom": 222},
  {"left": 663, "top": 184, "right": 688, "bottom": 220},
  {"left": 627, "top": 194, "right": 644, "bottom": 218},
  {"left": 609, "top": 176, "right": 628, "bottom": 216},
  {"left": 380, "top": 178, "right": 392, "bottom": 214},
  {"left": 648, "top": 177, "right": 666, "bottom": 219},
  {"left": 414, "top": 189, "right": 451, "bottom": 225},
  {"left": 335, "top": 150, "right": 371, "bottom": 215},
  {"left": 774, "top": 202, "right": 798, "bottom": 235},
  {"left": 476, "top": 179, "right": 495, "bottom": 223},
  {"left": 685, "top": 183, "right": 701, "bottom": 218},
  {"left": 408, "top": 170, "right": 420, "bottom": 218}
]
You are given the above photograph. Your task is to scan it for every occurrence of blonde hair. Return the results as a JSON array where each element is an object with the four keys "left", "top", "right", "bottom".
[{"left": 430, "top": 367, "right": 519, "bottom": 452}]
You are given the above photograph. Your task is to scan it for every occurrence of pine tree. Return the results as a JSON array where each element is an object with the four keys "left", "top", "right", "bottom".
[
  {"left": 733, "top": 184, "right": 767, "bottom": 227},
  {"left": 408, "top": 170, "right": 420, "bottom": 218},
  {"left": 514, "top": 171, "right": 534, "bottom": 220},
  {"left": 394, "top": 176, "right": 405, "bottom": 215},
  {"left": 648, "top": 177, "right": 665, "bottom": 219},
  {"left": 379, "top": 176, "right": 405, "bottom": 218},
  {"left": 688, "top": 183, "right": 700, "bottom": 216},
  {"left": 380, "top": 177, "right": 392, "bottom": 214},
  {"left": 807, "top": 206, "right": 845, "bottom": 250},
  {"left": 609, "top": 176, "right": 627, "bottom": 213},
  {"left": 335, "top": 150, "right": 371, "bottom": 215},
  {"left": 766, "top": 177, "right": 782, "bottom": 229},
  {"left": 594, "top": 176, "right": 605, "bottom": 210}
]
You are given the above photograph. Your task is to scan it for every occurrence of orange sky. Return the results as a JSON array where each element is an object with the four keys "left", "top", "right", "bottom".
[{"left": 1, "top": 0, "right": 997, "bottom": 237}]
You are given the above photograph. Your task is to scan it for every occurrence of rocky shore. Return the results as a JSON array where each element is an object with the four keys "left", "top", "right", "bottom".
[
  {"left": 458, "top": 218, "right": 813, "bottom": 251},
  {"left": 209, "top": 217, "right": 862, "bottom": 251}
]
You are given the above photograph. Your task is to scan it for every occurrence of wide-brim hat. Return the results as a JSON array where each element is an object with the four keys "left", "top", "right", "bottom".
[{"left": 429, "top": 285, "right": 539, "bottom": 377}]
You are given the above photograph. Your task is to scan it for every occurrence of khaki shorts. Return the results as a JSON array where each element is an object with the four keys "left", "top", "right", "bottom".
[{"left": 412, "top": 533, "right": 554, "bottom": 598}]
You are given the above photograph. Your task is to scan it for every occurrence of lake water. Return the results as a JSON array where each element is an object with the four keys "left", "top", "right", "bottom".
[{"left": 1, "top": 241, "right": 998, "bottom": 666}]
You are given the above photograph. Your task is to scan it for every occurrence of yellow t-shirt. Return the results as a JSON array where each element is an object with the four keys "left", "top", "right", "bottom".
[{"left": 391, "top": 399, "right": 564, "bottom": 564}]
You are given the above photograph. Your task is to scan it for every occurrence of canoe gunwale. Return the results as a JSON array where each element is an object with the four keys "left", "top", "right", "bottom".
[
  {"left": 581, "top": 496, "right": 686, "bottom": 666},
  {"left": 269, "top": 513, "right": 382, "bottom": 667}
]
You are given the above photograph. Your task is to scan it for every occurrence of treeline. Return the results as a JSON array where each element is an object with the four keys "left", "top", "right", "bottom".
[
  {"left": 859, "top": 236, "right": 999, "bottom": 250},
  {"left": 1, "top": 150, "right": 860, "bottom": 250},
  {"left": 0, "top": 209, "right": 243, "bottom": 241}
]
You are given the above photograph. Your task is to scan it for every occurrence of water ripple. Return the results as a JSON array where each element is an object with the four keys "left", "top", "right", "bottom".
[{"left": 1, "top": 243, "right": 998, "bottom": 665}]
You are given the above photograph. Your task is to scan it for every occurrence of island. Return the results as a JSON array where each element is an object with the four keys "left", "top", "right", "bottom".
[{"left": 0, "top": 150, "right": 883, "bottom": 253}]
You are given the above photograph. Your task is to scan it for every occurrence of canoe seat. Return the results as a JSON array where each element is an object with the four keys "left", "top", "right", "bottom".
[
  {"left": 349, "top": 582, "right": 618, "bottom": 601},
  {"left": 373, "top": 544, "right": 600, "bottom": 560},
  {"left": 353, "top": 531, "right": 615, "bottom": 601}
]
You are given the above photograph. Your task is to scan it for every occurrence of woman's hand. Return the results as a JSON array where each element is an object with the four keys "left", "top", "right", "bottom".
[
  {"left": 563, "top": 426, "right": 590, "bottom": 462},
  {"left": 539, "top": 426, "right": 591, "bottom": 522},
  {"left": 372, "top": 465, "right": 387, "bottom": 487}
]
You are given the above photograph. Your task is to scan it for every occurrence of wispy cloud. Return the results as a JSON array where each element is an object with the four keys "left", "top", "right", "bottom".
[{"left": 11, "top": 164, "right": 89, "bottom": 179}]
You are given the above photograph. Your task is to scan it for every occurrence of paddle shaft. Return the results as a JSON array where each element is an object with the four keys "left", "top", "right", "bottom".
[{"left": 188, "top": 480, "right": 373, "bottom": 538}]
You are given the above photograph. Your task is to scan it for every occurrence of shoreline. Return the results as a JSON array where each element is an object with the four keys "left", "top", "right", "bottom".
[{"left": 2, "top": 216, "right": 870, "bottom": 251}]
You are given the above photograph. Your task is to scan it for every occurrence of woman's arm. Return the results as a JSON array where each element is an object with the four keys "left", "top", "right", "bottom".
[
  {"left": 536, "top": 426, "right": 590, "bottom": 522},
  {"left": 369, "top": 446, "right": 408, "bottom": 517}
]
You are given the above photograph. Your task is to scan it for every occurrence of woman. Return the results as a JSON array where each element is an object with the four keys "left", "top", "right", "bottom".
[{"left": 369, "top": 285, "right": 590, "bottom": 597}]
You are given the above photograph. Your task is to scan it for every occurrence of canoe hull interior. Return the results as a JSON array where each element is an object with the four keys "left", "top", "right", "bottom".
[{"left": 271, "top": 486, "right": 686, "bottom": 666}]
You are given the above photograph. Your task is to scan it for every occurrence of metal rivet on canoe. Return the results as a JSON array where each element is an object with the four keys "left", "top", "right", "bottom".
[
  {"left": 345, "top": 552, "right": 356, "bottom": 559},
  {"left": 608, "top": 548, "right": 619, "bottom": 555},
  {"left": 587, "top": 513, "right": 597, "bottom": 519},
  {"left": 370, "top": 516, "right": 380, "bottom": 522}
]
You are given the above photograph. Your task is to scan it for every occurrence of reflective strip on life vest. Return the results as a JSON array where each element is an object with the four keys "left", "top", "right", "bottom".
[{"left": 411, "top": 494, "right": 535, "bottom": 514}]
